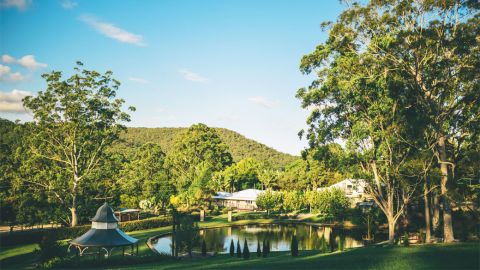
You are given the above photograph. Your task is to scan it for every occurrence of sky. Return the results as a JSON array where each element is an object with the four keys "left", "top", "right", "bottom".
[{"left": 0, "top": 0, "right": 345, "bottom": 155}]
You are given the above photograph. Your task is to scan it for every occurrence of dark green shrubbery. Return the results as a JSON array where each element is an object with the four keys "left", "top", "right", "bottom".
[
  {"left": 236, "top": 239, "right": 242, "bottom": 258},
  {"left": 291, "top": 235, "right": 298, "bottom": 256},
  {"left": 257, "top": 240, "right": 262, "bottom": 257},
  {"left": 229, "top": 239, "right": 235, "bottom": 256},
  {"left": 243, "top": 239, "right": 250, "bottom": 259},
  {"left": 201, "top": 239, "right": 207, "bottom": 256},
  {"left": 38, "top": 233, "right": 61, "bottom": 263},
  {"left": 1, "top": 216, "right": 172, "bottom": 246}
]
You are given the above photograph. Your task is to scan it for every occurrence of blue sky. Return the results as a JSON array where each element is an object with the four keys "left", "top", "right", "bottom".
[{"left": 0, "top": 0, "right": 345, "bottom": 155}]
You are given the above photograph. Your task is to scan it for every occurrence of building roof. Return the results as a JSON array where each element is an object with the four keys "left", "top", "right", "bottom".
[
  {"left": 91, "top": 202, "right": 119, "bottom": 223},
  {"left": 213, "top": 189, "right": 265, "bottom": 201},
  {"left": 70, "top": 202, "right": 138, "bottom": 247},
  {"left": 69, "top": 228, "right": 138, "bottom": 247},
  {"left": 115, "top": 208, "right": 140, "bottom": 214}
]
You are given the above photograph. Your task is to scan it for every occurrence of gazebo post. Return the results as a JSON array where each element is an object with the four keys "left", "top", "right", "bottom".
[
  {"left": 131, "top": 244, "right": 133, "bottom": 256},
  {"left": 122, "top": 246, "right": 125, "bottom": 256},
  {"left": 136, "top": 243, "right": 139, "bottom": 256}
]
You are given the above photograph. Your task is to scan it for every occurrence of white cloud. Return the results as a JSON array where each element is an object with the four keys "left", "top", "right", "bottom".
[
  {"left": 248, "top": 96, "right": 278, "bottom": 109},
  {"left": 17, "top": 55, "right": 47, "bottom": 70},
  {"left": 0, "top": 64, "right": 11, "bottom": 75},
  {"left": 129, "top": 77, "right": 149, "bottom": 84},
  {"left": 0, "top": 0, "right": 31, "bottom": 10},
  {"left": 1, "top": 54, "right": 47, "bottom": 70},
  {"left": 0, "top": 64, "right": 27, "bottom": 82},
  {"left": 80, "top": 15, "right": 146, "bottom": 46},
  {"left": 2, "top": 55, "right": 15, "bottom": 63},
  {"left": 0, "top": 89, "right": 32, "bottom": 113},
  {"left": 178, "top": 69, "right": 208, "bottom": 83},
  {"left": 61, "top": 0, "right": 77, "bottom": 9}
]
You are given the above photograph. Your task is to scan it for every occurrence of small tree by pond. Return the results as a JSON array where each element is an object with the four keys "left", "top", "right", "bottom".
[
  {"left": 243, "top": 239, "right": 250, "bottom": 259},
  {"left": 229, "top": 239, "right": 235, "bottom": 256},
  {"left": 236, "top": 239, "right": 242, "bottom": 258},
  {"left": 266, "top": 240, "right": 270, "bottom": 255},
  {"left": 291, "top": 235, "right": 299, "bottom": 256},
  {"left": 257, "top": 240, "right": 262, "bottom": 257},
  {"left": 319, "top": 236, "right": 329, "bottom": 253},
  {"left": 174, "top": 215, "right": 198, "bottom": 258},
  {"left": 262, "top": 239, "right": 267, "bottom": 257},
  {"left": 256, "top": 190, "right": 282, "bottom": 215},
  {"left": 201, "top": 239, "right": 207, "bottom": 256}
]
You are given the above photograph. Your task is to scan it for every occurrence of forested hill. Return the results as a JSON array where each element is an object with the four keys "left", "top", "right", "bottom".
[{"left": 118, "top": 127, "right": 298, "bottom": 168}]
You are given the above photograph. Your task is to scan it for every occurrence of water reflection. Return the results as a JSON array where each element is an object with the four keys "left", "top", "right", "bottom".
[{"left": 152, "top": 224, "right": 382, "bottom": 254}]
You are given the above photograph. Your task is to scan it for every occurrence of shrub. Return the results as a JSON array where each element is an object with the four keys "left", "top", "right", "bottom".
[
  {"left": 236, "top": 239, "right": 242, "bottom": 257},
  {"left": 283, "top": 191, "right": 305, "bottom": 212},
  {"left": 38, "top": 233, "right": 60, "bottom": 263},
  {"left": 0, "top": 216, "right": 172, "bottom": 246},
  {"left": 338, "top": 235, "right": 345, "bottom": 251},
  {"left": 402, "top": 232, "right": 410, "bottom": 247},
  {"left": 256, "top": 190, "right": 283, "bottom": 215},
  {"left": 262, "top": 239, "right": 267, "bottom": 257},
  {"left": 229, "top": 239, "right": 235, "bottom": 256},
  {"left": 201, "top": 239, "right": 207, "bottom": 256},
  {"left": 306, "top": 188, "right": 349, "bottom": 222},
  {"left": 291, "top": 235, "right": 298, "bottom": 256},
  {"left": 257, "top": 240, "right": 262, "bottom": 257},
  {"left": 243, "top": 239, "right": 250, "bottom": 259}
]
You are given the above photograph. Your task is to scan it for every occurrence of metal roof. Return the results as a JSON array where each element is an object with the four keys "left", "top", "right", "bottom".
[
  {"left": 91, "top": 202, "right": 119, "bottom": 223},
  {"left": 69, "top": 228, "right": 138, "bottom": 247},
  {"left": 213, "top": 189, "right": 265, "bottom": 201}
]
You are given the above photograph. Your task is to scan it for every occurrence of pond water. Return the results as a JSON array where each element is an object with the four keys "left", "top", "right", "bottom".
[{"left": 152, "top": 223, "right": 384, "bottom": 255}]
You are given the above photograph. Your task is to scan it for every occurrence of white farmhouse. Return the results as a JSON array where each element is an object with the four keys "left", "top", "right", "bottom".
[
  {"left": 212, "top": 189, "right": 265, "bottom": 210},
  {"left": 317, "top": 179, "right": 370, "bottom": 206}
]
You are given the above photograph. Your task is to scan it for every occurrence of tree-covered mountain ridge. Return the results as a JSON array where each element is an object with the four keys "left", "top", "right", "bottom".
[{"left": 118, "top": 127, "right": 299, "bottom": 168}]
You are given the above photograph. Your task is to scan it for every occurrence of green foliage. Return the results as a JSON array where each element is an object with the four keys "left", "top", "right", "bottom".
[
  {"left": 256, "top": 190, "right": 283, "bottom": 215},
  {"left": 305, "top": 188, "right": 349, "bottom": 221},
  {"left": 243, "top": 238, "right": 250, "bottom": 259},
  {"left": 201, "top": 238, "right": 207, "bottom": 256},
  {"left": 218, "top": 158, "right": 262, "bottom": 192},
  {"left": 291, "top": 235, "right": 299, "bottom": 256},
  {"left": 166, "top": 124, "right": 232, "bottom": 210},
  {"left": 174, "top": 215, "right": 198, "bottom": 257},
  {"left": 319, "top": 235, "right": 329, "bottom": 253},
  {"left": 256, "top": 240, "right": 262, "bottom": 257},
  {"left": 262, "top": 239, "right": 267, "bottom": 257},
  {"left": 236, "top": 239, "right": 242, "bottom": 258},
  {"left": 0, "top": 216, "right": 171, "bottom": 246},
  {"left": 18, "top": 63, "right": 134, "bottom": 226},
  {"left": 119, "top": 127, "right": 297, "bottom": 169},
  {"left": 118, "top": 143, "right": 172, "bottom": 211},
  {"left": 229, "top": 239, "right": 235, "bottom": 256},
  {"left": 282, "top": 191, "right": 305, "bottom": 212},
  {"left": 37, "top": 233, "right": 60, "bottom": 263},
  {"left": 338, "top": 235, "right": 345, "bottom": 251},
  {"left": 402, "top": 233, "right": 410, "bottom": 247}
]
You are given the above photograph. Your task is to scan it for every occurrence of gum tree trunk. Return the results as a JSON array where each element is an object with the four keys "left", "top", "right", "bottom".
[
  {"left": 438, "top": 136, "right": 455, "bottom": 242},
  {"left": 424, "top": 180, "right": 431, "bottom": 243}
]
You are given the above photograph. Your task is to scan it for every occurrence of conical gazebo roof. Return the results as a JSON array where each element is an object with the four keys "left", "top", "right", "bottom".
[
  {"left": 69, "top": 202, "right": 138, "bottom": 248},
  {"left": 91, "top": 202, "right": 119, "bottom": 223}
]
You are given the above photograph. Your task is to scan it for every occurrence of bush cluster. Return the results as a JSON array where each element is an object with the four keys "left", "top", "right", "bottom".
[{"left": 1, "top": 216, "right": 172, "bottom": 246}]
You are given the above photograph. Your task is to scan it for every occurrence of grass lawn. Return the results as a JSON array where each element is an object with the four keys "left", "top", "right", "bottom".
[
  {"left": 1, "top": 214, "right": 478, "bottom": 269},
  {"left": 0, "top": 214, "right": 276, "bottom": 269},
  {"left": 105, "top": 242, "right": 480, "bottom": 270}
]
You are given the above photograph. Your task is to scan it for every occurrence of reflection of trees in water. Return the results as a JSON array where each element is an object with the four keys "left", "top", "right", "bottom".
[{"left": 154, "top": 224, "right": 382, "bottom": 254}]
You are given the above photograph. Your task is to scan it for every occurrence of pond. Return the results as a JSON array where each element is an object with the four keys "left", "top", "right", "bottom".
[{"left": 152, "top": 223, "right": 385, "bottom": 254}]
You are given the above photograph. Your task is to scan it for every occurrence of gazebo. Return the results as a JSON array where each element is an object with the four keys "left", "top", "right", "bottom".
[{"left": 69, "top": 202, "right": 139, "bottom": 257}]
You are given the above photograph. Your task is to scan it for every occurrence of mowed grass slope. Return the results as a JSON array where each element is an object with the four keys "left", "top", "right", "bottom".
[{"left": 107, "top": 242, "right": 479, "bottom": 270}]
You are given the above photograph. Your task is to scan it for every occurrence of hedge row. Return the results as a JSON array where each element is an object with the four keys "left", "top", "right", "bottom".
[{"left": 0, "top": 216, "right": 172, "bottom": 247}]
